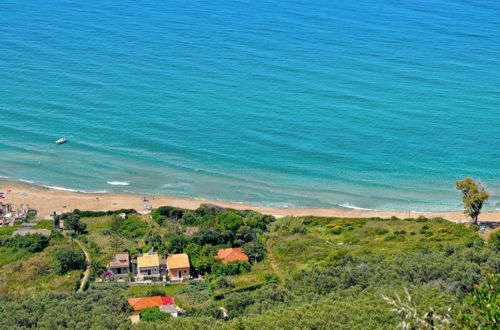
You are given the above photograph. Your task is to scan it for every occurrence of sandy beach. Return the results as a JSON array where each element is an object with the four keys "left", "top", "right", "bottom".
[{"left": 1, "top": 180, "right": 499, "bottom": 221}]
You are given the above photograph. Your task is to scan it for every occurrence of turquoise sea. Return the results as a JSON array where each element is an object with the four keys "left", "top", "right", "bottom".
[{"left": 0, "top": 0, "right": 499, "bottom": 211}]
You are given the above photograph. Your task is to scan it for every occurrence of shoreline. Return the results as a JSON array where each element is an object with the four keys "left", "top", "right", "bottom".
[{"left": 1, "top": 180, "right": 499, "bottom": 221}]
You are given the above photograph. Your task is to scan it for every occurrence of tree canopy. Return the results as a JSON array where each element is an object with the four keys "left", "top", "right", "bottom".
[{"left": 456, "top": 177, "right": 489, "bottom": 224}]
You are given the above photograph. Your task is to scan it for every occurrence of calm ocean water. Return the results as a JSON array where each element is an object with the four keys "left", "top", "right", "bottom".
[{"left": 0, "top": 0, "right": 499, "bottom": 211}]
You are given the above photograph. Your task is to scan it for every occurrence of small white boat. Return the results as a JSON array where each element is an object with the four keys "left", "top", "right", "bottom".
[{"left": 56, "top": 137, "right": 68, "bottom": 144}]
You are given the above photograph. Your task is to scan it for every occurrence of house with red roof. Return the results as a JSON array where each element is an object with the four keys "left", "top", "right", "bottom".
[
  {"left": 216, "top": 247, "right": 249, "bottom": 264},
  {"left": 128, "top": 296, "right": 175, "bottom": 311},
  {"left": 127, "top": 296, "right": 178, "bottom": 321}
]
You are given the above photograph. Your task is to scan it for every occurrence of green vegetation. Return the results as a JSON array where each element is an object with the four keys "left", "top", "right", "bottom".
[
  {"left": 456, "top": 177, "right": 490, "bottom": 225},
  {"left": 0, "top": 288, "right": 130, "bottom": 328},
  {"left": 0, "top": 231, "right": 81, "bottom": 296},
  {"left": 56, "top": 212, "right": 87, "bottom": 234},
  {"left": 140, "top": 307, "right": 171, "bottom": 322},
  {"left": 2, "top": 233, "right": 49, "bottom": 253},
  {"left": 54, "top": 248, "right": 85, "bottom": 275},
  {"left": 32, "top": 219, "right": 53, "bottom": 230},
  {"left": 0, "top": 203, "right": 498, "bottom": 329}
]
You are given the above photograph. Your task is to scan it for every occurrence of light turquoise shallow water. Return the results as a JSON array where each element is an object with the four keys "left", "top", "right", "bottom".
[{"left": 0, "top": 0, "right": 499, "bottom": 211}]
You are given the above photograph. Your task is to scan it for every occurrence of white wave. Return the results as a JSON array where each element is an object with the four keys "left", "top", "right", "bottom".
[
  {"left": 42, "top": 185, "right": 108, "bottom": 194},
  {"left": 19, "top": 179, "right": 34, "bottom": 184},
  {"left": 161, "top": 183, "right": 189, "bottom": 188},
  {"left": 338, "top": 203, "right": 373, "bottom": 211},
  {"left": 43, "top": 185, "right": 80, "bottom": 192},
  {"left": 106, "top": 181, "right": 130, "bottom": 186}
]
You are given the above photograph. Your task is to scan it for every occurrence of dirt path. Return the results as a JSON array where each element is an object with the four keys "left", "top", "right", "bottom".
[
  {"left": 266, "top": 240, "right": 284, "bottom": 283},
  {"left": 75, "top": 239, "right": 91, "bottom": 293}
]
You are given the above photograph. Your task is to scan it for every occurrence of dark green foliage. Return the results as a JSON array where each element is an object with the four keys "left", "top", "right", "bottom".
[
  {"left": 224, "top": 284, "right": 292, "bottom": 318},
  {"left": 140, "top": 307, "right": 171, "bottom": 322},
  {"left": 461, "top": 271, "right": 499, "bottom": 328},
  {"left": 212, "top": 260, "right": 251, "bottom": 277},
  {"left": 167, "top": 235, "right": 190, "bottom": 254},
  {"left": 184, "top": 243, "right": 218, "bottom": 274},
  {"left": 243, "top": 240, "right": 266, "bottom": 262},
  {"left": 180, "top": 212, "right": 197, "bottom": 226},
  {"left": 195, "top": 204, "right": 227, "bottom": 217},
  {"left": 151, "top": 206, "right": 185, "bottom": 225},
  {"left": 56, "top": 212, "right": 86, "bottom": 234},
  {"left": 0, "top": 288, "right": 130, "bottom": 329},
  {"left": 3, "top": 234, "right": 49, "bottom": 253},
  {"left": 145, "top": 289, "right": 167, "bottom": 297},
  {"left": 287, "top": 247, "right": 499, "bottom": 297},
  {"left": 54, "top": 248, "right": 85, "bottom": 275},
  {"left": 375, "top": 228, "right": 389, "bottom": 235},
  {"left": 109, "top": 215, "right": 148, "bottom": 239},
  {"left": 215, "top": 212, "right": 245, "bottom": 232}
]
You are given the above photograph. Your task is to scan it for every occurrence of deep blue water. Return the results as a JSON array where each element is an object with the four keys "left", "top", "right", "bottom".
[{"left": 0, "top": 0, "right": 499, "bottom": 211}]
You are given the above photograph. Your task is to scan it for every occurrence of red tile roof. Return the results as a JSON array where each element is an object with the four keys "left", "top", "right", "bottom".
[
  {"left": 216, "top": 247, "right": 249, "bottom": 264},
  {"left": 127, "top": 296, "right": 175, "bottom": 311}
]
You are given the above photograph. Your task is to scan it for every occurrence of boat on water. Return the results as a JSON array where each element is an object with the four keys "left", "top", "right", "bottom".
[{"left": 56, "top": 137, "right": 68, "bottom": 144}]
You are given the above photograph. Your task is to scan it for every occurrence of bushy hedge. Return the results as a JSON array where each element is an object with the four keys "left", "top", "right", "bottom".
[
  {"left": 2, "top": 233, "right": 49, "bottom": 253},
  {"left": 54, "top": 248, "right": 85, "bottom": 275},
  {"left": 73, "top": 208, "right": 137, "bottom": 218}
]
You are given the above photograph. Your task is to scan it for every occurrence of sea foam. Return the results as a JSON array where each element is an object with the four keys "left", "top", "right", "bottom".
[{"left": 106, "top": 181, "right": 130, "bottom": 186}]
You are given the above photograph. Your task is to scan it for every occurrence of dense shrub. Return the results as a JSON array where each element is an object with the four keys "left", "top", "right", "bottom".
[
  {"left": 3, "top": 234, "right": 49, "bottom": 253},
  {"left": 0, "top": 288, "right": 130, "bottom": 329},
  {"left": 54, "top": 248, "right": 85, "bottom": 275},
  {"left": 243, "top": 240, "right": 266, "bottom": 262},
  {"left": 212, "top": 260, "right": 251, "bottom": 277},
  {"left": 56, "top": 212, "right": 86, "bottom": 234},
  {"left": 195, "top": 204, "right": 227, "bottom": 217},
  {"left": 140, "top": 307, "right": 171, "bottom": 322},
  {"left": 287, "top": 247, "right": 499, "bottom": 297},
  {"left": 224, "top": 284, "right": 292, "bottom": 318},
  {"left": 151, "top": 206, "right": 185, "bottom": 225}
]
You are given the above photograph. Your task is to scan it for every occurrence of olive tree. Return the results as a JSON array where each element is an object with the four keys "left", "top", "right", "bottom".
[{"left": 455, "top": 177, "right": 489, "bottom": 225}]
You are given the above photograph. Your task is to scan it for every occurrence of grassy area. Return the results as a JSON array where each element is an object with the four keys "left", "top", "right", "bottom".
[
  {"left": 0, "top": 226, "right": 20, "bottom": 240},
  {"left": 32, "top": 220, "right": 53, "bottom": 230},
  {"left": 228, "top": 258, "right": 275, "bottom": 289},
  {"left": 266, "top": 217, "right": 479, "bottom": 279},
  {"left": 80, "top": 214, "right": 167, "bottom": 265},
  {"left": 0, "top": 236, "right": 81, "bottom": 297}
]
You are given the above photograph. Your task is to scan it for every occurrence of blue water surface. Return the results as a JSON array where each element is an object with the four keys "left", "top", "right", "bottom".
[{"left": 0, "top": 0, "right": 499, "bottom": 211}]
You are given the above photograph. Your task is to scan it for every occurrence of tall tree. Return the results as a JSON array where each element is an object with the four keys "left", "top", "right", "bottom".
[{"left": 456, "top": 177, "right": 489, "bottom": 225}]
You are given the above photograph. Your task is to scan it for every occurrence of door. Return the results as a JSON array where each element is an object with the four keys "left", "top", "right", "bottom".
[{"left": 178, "top": 270, "right": 181, "bottom": 279}]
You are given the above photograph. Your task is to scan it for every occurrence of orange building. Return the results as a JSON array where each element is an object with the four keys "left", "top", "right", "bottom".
[
  {"left": 127, "top": 296, "right": 175, "bottom": 311},
  {"left": 166, "top": 253, "right": 190, "bottom": 280},
  {"left": 216, "top": 247, "right": 249, "bottom": 264}
]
